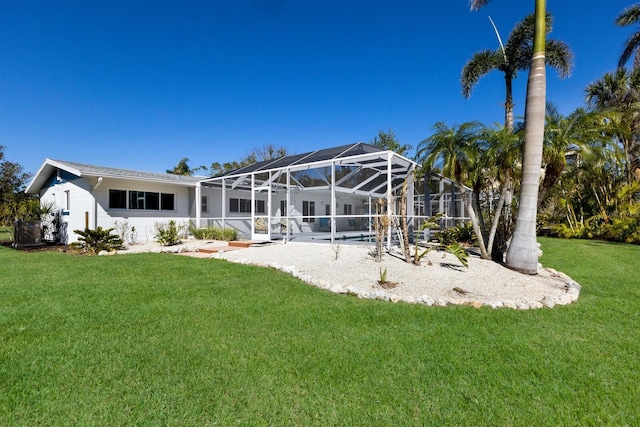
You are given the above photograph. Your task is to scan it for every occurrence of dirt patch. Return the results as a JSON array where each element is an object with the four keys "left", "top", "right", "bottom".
[{"left": 0, "top": 241, "right": 75, "bottom": 253}]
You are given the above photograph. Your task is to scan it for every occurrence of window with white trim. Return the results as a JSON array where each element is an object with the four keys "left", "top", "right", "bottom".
[{"left": 108, "top": 189, "right": 175, "bottom": 211}]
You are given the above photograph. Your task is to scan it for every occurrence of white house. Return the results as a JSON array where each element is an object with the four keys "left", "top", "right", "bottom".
[
  {"left": 26, "top": 143, "right": 470, "bottom": 245},
  {"left": 25, "top": 159, "right": 202, "bottom": 244}
]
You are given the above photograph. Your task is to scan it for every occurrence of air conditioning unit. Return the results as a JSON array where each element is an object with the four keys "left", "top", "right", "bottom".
[{"left": 14, "top": 220, "right": 43, "bottom": 248}]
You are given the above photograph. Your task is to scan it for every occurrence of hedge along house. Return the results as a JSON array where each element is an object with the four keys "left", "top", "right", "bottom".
[{"left": 26, "top": 143, "right": 472, "bottom": 245}]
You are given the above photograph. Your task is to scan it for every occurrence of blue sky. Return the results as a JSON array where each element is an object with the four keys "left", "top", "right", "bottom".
[{"left": 0, "top": 1, "right": 635, "bottom": 177}]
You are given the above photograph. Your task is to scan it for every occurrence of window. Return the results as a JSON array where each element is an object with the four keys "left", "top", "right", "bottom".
[
  {"left": 109, "top": 190, "right": 127, "bottom": 209},
  {"left": 64, "top": 190, "right": 70, "bottom": 211},
  {"left": 230, "top": 198, "right": 239, "bottom": 212},
  {"left": 303, "top": 200, "right": 315, "bottom": 223},
  {"left": 325, "top": 203, "right": 331, "bottom": 216},
  {"left": 230, "top": 198, "right": 265, "bottom": 213},
  {"left": 280, "top": 200, "right": 287, "bottom": 216},
  {"left": 343, "top": 204, "right": 353, "bottom": 215},
  {"left": 201, "top": 195, "right": 209, "bottom": 213},
  {"left": 129, "top": 191, "right": 159, "bottom": 210},
  {"left": 146, "top": 192, "right": 160, "bottom": 210},
  {"left": 161, "top": 193, "right": 174, "bottom": 211},
  {"left": 115, "top": 190, "right": 174, "bottom": 211}
]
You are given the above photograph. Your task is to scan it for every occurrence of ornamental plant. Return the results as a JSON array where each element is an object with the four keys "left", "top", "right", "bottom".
[{"left": 71, "top": 227, "right": 124, "bottom": 254}]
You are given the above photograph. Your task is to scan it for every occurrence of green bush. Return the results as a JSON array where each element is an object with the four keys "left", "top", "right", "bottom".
[
  {"left": 435, "top": 221, "right": 476, "bottom": 246},
  {"left": 154, "top": 220, "right": 185, "bottom": 246},
  {"left": 549, "top": 213, "right": 640, "bottom": 245},
  {"left": 190, "top": 225, "right": 238, "bottom": 241},
  {"left": 71, "top": 227, "right": 124, "bottom": 254}
]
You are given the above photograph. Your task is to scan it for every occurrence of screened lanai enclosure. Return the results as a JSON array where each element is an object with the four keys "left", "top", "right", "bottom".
[{"left": 195, "top": 143, "right": 471, "bottom": 245}]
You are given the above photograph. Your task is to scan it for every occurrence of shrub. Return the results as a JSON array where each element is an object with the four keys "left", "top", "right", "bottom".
[
  {"left": 113, "top": 220, "right": 137, "bottom": 245},
  {"left": 190, "top": 225, "right": 238, "bottom": 241},
  {"left": 71, "top": 227, "right": 124, "bottom": 254},
  {"left": 435, "top": 222, "right": 476, "bottom": 246},
  {"left": 155, "top": 220, "right": 186, "bottom": 246}
]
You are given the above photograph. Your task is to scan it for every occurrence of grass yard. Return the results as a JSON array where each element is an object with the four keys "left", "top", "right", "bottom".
[
  {"left": 0, "top": 225, "right": 11, "bottom": 242},
  {"left": 0, "top": 237, "right": 638, "bottom": 425}
]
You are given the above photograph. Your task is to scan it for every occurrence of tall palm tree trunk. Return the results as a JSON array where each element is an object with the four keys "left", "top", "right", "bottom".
[
  {"left": 504, "top": 73, "right": 515, "bottom": 132},
  {"left": 506, "top": 0, "right": 546, "bottom": 274}
]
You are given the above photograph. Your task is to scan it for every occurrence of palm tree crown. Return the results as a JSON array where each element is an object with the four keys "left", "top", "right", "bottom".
[
  {"left": 461, "top": 13, "right": 573, "bottom": 131},
  {"left": 616, "top": 3, "right": 640, "bottom": 68}
]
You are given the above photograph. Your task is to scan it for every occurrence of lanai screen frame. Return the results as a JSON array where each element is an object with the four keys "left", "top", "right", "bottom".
[{"left": 199, "top": 143, "right": 417, "bottom": 245}]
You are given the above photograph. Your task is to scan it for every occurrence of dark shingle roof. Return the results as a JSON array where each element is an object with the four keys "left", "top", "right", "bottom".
[{"left": 213, "top": 142, "right": 393, "bottom": 177}]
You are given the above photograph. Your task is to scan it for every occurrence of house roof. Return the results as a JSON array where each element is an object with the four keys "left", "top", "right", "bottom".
[
  {"left": 26, "top": 159, "right": 201, "bottom": 194},
  {"left": 202, "top": 142, "right": 416, "bottom": 198},
  {"left": 211, "top": 142, "right": 413, "bottom": 178}
]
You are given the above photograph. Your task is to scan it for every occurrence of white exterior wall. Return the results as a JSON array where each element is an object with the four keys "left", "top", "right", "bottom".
[
  {"left": 38, "top": 173, "right": 371, "bottom": 243},
  {"left": 94, "top": 178, "right": 193, "bottom": 244},
  {"left": 39, "top": 175, "right": 94, "bottom": 243}
]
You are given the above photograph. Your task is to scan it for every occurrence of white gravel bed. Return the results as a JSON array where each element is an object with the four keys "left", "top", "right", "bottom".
[{"left": 212, "top": 242, "right": 581, "bottom": 309}]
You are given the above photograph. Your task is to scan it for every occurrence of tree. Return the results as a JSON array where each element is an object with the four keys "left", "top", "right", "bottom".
[
  {"left": 210, "top": 144, "right": 289, "bottom": 176},
  {"left": 470, "top": 0, "right": 549, "bottom": 274},
  {"left": 585, "top": 67, "right": 640, "bottom": 183},
  {"left": 480, "top": 124, "right": 523, "bottom": 260},
  {"left": 616, "top": 3, "right": 640, "bottom": 68},
  {"left": 166, "top": 158, "right": 206, "bottom": 176},
  {"left": 539, "top": 104, "right": 601, "bottom": 209},
  {"left": 371, "top": 129, "right": 413, "bottom": 156},
  {"left": 462, "top": 12, "right": 573, "bottom": 131},
  {"left": 0, "top": 145, "right": 32, "bottom": 225},
  {"left": 416, "top": 121, "right": 490, "bottom": 259}
]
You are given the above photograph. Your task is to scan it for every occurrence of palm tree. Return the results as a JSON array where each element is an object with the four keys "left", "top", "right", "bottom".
[
  {"left": 469, "top": 0, "right": 548, "bottom": 274},
  {"left": 539, "top": 104, "right": 600, "bottom": 209},
  {"left": 616, "top": 3, "right": 640, "bottom": 68},
  {"left": 416, "top": 121, "right": 490, "bottom": 259},
  {"left": 462, "top": 12, "right": 573, "bottom": 131},
  {"left": 480, "top": 124, "right": 523, "bottom": 259},
  {"left": 585, "top": 68, "right": 640, "bottom": 183}
]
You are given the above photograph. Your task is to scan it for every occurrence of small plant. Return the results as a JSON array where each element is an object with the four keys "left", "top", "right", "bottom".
[
  {"left": 130, "top": 226, "right": 138, "bottom": 244},
  {"left": 377, "top": 267, "right": 397, "bottom": 289},
  {"left": 155, "top": 220, "right": 184, "bottom": 246},
  {"left": 373, "top": 198, "right": 391, "bottom": 262},
  {"left": 412, "top": 216, "right": 469, "bottom": 268},
  {"left": 445, "top": 242, "right": 469, "bottom": 268},
  {"left": 331, "top": 243, "right": 341, "bottom": 260},
  {"left": 71, "top": 227, "right": 124, "bottom": 254},
  {"left": 379, "top": 266, "right": 387, "bottom": 283},
  {"left": 113, "top": 220, "right": 131, "bottom": 243}
]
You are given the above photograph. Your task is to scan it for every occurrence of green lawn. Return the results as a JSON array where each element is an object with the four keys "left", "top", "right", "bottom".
[
  {"left": 0, "top": 225, "right": 11, "bottom": 242},
  {"left": 1, "top": 238, "right": 638, "bottom": 425}
]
